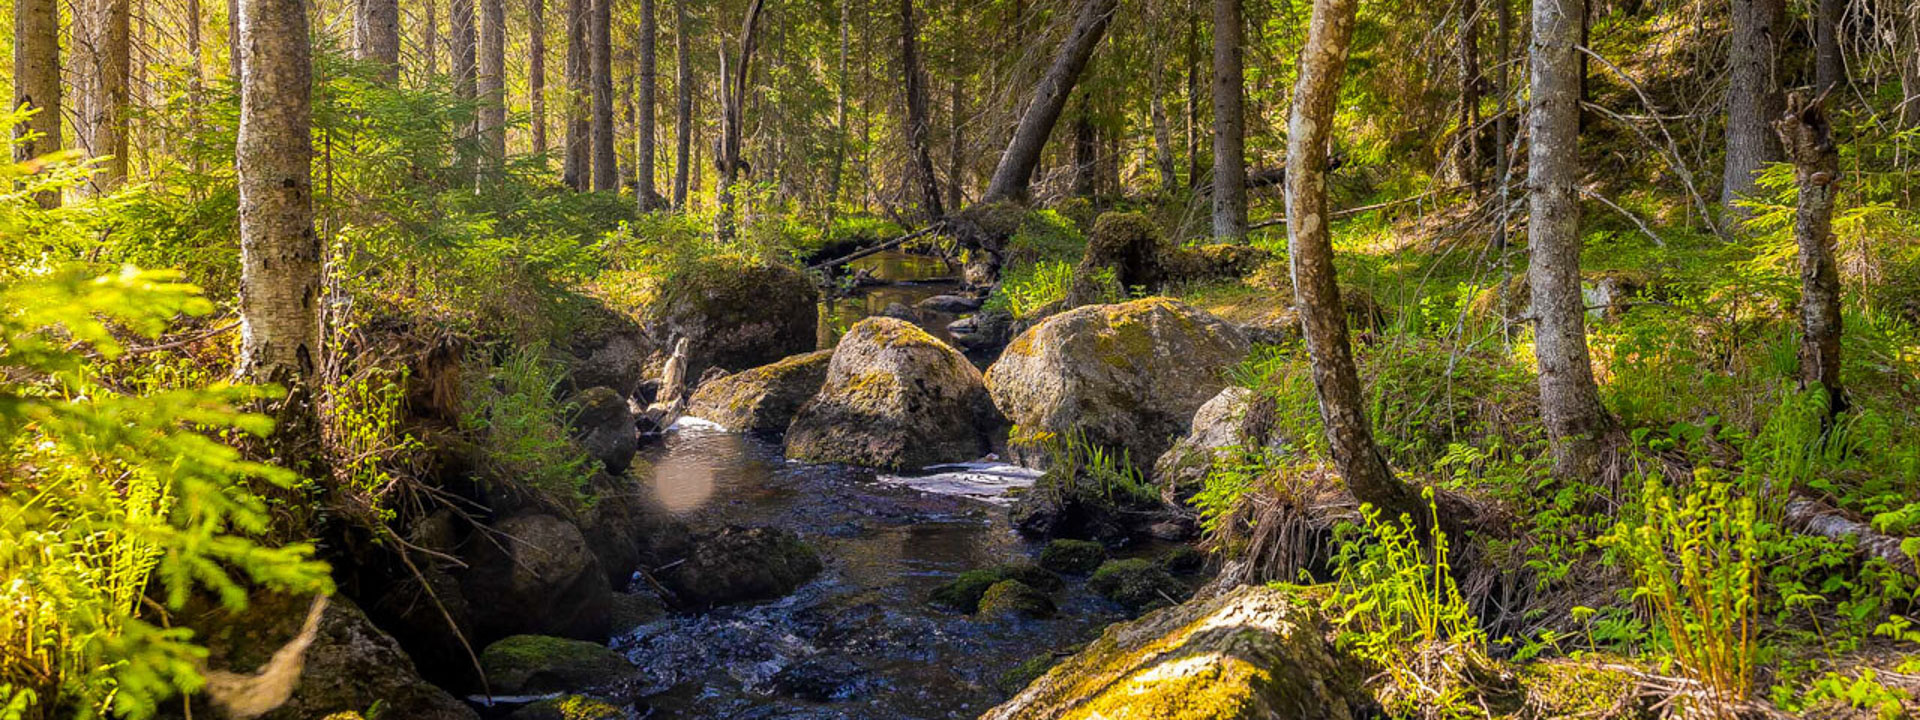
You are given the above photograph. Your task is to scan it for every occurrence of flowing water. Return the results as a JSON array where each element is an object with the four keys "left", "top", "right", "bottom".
[
  {"left": 614, "top": 423, "right": 1132, "bottom": 719},
  {"left": 818, "top": 250, "right": 966, "bottom": 348}
]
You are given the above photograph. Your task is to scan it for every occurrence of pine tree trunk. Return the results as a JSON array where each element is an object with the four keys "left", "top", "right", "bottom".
[
  {"left": 898, "top": 0, "right": 945, "bottom": 219},
  {"left": 716, "top": 0, "right": 767, "bottom": 239},
  {"left": 1186, "top": 1, "right": 1201, "bottom": 190},
  {"left": 77, "top": 0, "right": 130, "bottom": 193},
  {"left": 828, "top": 0, "right": 850, "bottom": 211},
  {"left": 12, "top": 0, "right": 62, "bottom": 208},
  {"left": 1211, "top": 0, "right": 1248, "bottom": 241},
  {"left": 1451, "top": 0, "right": 1481, "bottom": 187},
  {"left": 562, "top": 0, "right": 589, "bottom": 189},
  {"left": 424, "top": 0, "right": 439, "bottom": 78},
  {"left": 637, "top": 0, "right": 659, "bottom": 209},
  {"left": 1150, "top": 50, "right": 1178, "bottom": 194},
  {"left": 673, "top": 0, "right": 692, "bottom": 207},
  {"left": 1492, "top": 0, "right": 1513, "bottom": 251},
  {"left": 1722, "top": 0, "right": 1778, "bottom": 217},
  {"left": 1072, "top": 98, "right": 1097, "bottom": 197},
  {"left": 1813, "top": 0, "right": 1841, "bottom": 92},
  {"left": 530, "top": 0, "right": 547, "bottom": 155},
  {"left": 450, "top": 0, "right": 476, "bottom": 98},
  {"left": 227, "top": 0, "right": 240, "bottom": 79},
  {"left": 236, "top": 0, "right": 321, "bottom": 386},
  {"left": 355, "top": 0, "right": 400, "bottom": 82},
  {"left": 589, "top": 0, "right": 616, "bottom": 191},
  {"left": 1905, "top": 5, "right": 1920, "bottom": 130},
  {"left": 478, "top": 0, "right": 506, "bottom": 165},
  {"left": 947, "top": 10, "right": 965, "bottom": 214},
  {"left": 1529, "top": 0, "right": 1615, "bottom": 483},
  {"left": 982, "top": 0, "right": 1118, "bottom": 204},
  {"left": 1773, "top": 91, "right": 1847, "bottom": 417}
]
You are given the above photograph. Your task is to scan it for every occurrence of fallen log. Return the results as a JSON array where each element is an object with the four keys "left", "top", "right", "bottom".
[
  {"left": 807, "top": 225, "right": 940, "bottom": 271},
  {"left": 1785, "top": 495, "right": 1918, "bottom": 576}
]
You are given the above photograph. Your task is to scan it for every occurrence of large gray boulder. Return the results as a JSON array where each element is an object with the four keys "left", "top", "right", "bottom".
[
  {"left": 785, "top": 317, "right": 997, "bottom": 470},
  {"left": 981, "top": 585, "right": 1369, "bottom": 720},
  {"left": 460, "top": 514, "right": 612, "bottom": 642},
  {"left": 657, "top": 526, "right": 824, "bottom": 608},
  {"left": 685, "top": 349, "right": 833, "bottom": 433},
  {"left": 568, "top": 386, "right": 637, "bottom": 474},
  {"left": 986, "top": 298, "right": 1248, "bottom": 471},
  {"left": 1152, "top": 386, "right": 1289, "bottom": 502},
  {"left": 628, "top": 256, "right": 819, "bottom": 380},
  {"left": 562, "top": 297, "right": 653, "bottom": 398}
]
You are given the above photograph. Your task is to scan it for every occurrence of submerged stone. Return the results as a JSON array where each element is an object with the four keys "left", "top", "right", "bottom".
[{"left": 657, "top": 526, "right": 824, "bottom": 608}]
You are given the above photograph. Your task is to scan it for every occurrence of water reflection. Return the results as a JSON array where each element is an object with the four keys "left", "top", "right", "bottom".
[{"left": 819, "top": 249, "right": 965, "bottom": 347}]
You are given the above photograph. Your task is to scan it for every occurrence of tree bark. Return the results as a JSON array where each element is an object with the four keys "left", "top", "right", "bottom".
[
  {"left": 1287, "top": 0, "right": 1424, "bottom": 527},
  {"left": 1492, "top": 0, "right": 1513, "bottom": 251},
  {"left": 1186, "top": 0, "right": 1202, "bottom": 190},
  {"left": 1211, "top": 0, "right": 1248, "bottom": 241},
  {"left": 981, "top": 0, "right": 1118, "bottom": 204},
  {"left": 828, "top": 0, "right": 851, "bottom": 212},
  {"left": 478, "top": 0, "right": 507, "bottom": 165},
  {"left": 637, "top": 0, "right": 659, "bottom": 209},
  {"left": 1773, "top": 90, "right": 1846, "bottom": 417},
  {"left": 673, "top": 0, "right": 693, "bottom": 207},
  {"left": 76, "top": 0, "right": 131, "bottom": 192},
  {"left": 1150, "top": 40, "right": 1179, "bottom": 194},
  {"left": 424, "top": 0, "right": 439, "bottom": 78},
  {"left": 1071, "top": 98, "right": 1096, "bottom": 197},
  {"left": 562, "top": 0, "right": 589, "bottom": 189},
  {"left": 228, "top": 0, "right": 240, "bottom": 79},
  {"left": 450, "top": 0, "right": 476, "bottom": 98},
  {"left": 1722, "top": 0, "right": 1779, "bottom": 217},
  {"left": 355, "top": 0, "right": 400, "bottom": 82},
  {"left": 589, "top": 0, "right": 616, "bottom": 191},
  {"left": 1813, "top": 0, "right": 1842, "bottom": 93},
  {"left": 1451, "top": 0, "right": 1482, "bottom": 188},
  {"left": 530, "top": 0, "right": 547, "bottom": 155},
  {"left": 715, "top": 0, "right": 767, "bottom": 239},
  {"left": 12, "top": 0, "right": 61, "bottom": 207},
  {"left": 946, "top": 2, "right": 965, "bottom": 213},
  {"left": 1903, "top": 5, "right": 1920, "bottom": 130},
  {"left": 236, "top": 0, "right": 321, "bottom": 386},
  {"left": 1529, "top": 0, "right": 1615, "bottom": 483}
]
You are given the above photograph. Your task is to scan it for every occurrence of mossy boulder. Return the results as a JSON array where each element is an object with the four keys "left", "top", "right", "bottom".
[
  {"left": 185, "top": 594, "right": 476, "bottom": 720},
  {"left": 1161, "top": 243, "right": 1273, "bottom": 283},
  {"left": 784, "top": 317, "right": 998, "bottom": 470},
  {"left": 1089, "top": 558, "right": 1188, "bottom": 612},
  {"left": 1515, "top": 658, "right": 1649, "bottom": 719},
  {"left": 567, "top": 386, "right": 637, "bottom": 474},
  {"left": 1038, "top": 539, "right": 1108, "bottom": 575},
  {"left": 977, "top": 580, "right": 1058, "bottom": 620},
  {"left": 1161, "top": 545, "right": 1208, "bottom": 575},
  {"left": 1152, "top": 386, "right": 1288, "bottom": 504},
  {"left": 577, "top": 470, "right": 693, "bottom": 587},
  {"left": 980, "top": 585, "right": 1370, "bottom": 720},
  {"left": 624, "top": 256, "right": 819, "bottom": 380},
  {"left": 929, "top": 563, "right": 1063, "bottom": 612},
  {"left": 685, "top": 349, "right": 832, "bottom": 433},
  {"left": 478, "top": 635, "right": 635, "bottom": 695},
  {"left": 1069, "top": 213, "right": 1166, "bottom": 306},
  {"left": 562, "top": 297, "right": 654, "bottom": 398},
  {"left": 508, "top": 695, "right": 630, "bottom": 720},
  {"left": 460, "top": 513, "right": 612, "bottom": 642},
  {"left": 987, "top": 298, "right": 1249, "bottom": 472},
  {"left": 657, "top": 526, "right": 823, "bottom": 608}
]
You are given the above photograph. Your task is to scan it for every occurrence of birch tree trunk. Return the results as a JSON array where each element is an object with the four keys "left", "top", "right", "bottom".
[
  {"left": 355, "top": 0, "right": 401, "bottom": 82},
  {"left": 981, "top": 0, "right": 1118, "bottom": 204},
  {"left": 236, "top": 0, "right": 321, "bottom": 387},
  {"left": 590, "top": 0, "right": 616, "bottom": 191},
  {"left": 12, "top": 0, "right": 62, "bottom": 208},
  {"left": 1211, "top": 0, "right": 1248, "bottom": 241},
  {"left": 1773, "top": 90, "right": 1847, "bottom": 417},
  {"left": 637, "top": 0, "right": 659, "bottom": 209},
  {"left": 1529, "top": 0, "right": 1615, "bottom": 484},
  {"left": 1286, "top": 0, "right": 1423, "bottom": 526}
]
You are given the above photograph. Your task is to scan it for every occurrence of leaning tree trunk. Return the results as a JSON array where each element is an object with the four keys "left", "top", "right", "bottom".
[
  {"left": 673, "top": 0, "right": 692, "bottom": 207},
  {"left": 530, "top": 0, "right": 547, "bottom": 155},
  {"left": 478, "top": 0, "right": 507, "bottom": 166},
  {"left": 12, "top": 0, "right": 62, "bottom": 208},
  {"left": 1722, "top": 0, "right": 1778, "bottom": 218},
  {"left": 899, "top": 0, "right": 944, "bottom": 219},
  {"left": 1286, "top": 0, "right": 1424, "bottom": 527},
  {"left": 1813, "top": 0, "right": 1842, "bottom": 93},
  {"left": 637, "top": 0, "right": 659, "bottom": 210},
  {"left": 354, "top": 0, "right": 400, "bottom": 82},
  {"left": 236, "top": 0, "right": 321, "bottom": 388},
  {"left": 1773, "top": 90, "right": 1847, "bottom": 418},
  {"left": 1529, "top": 0, "right": 1616, "bottom": 484},
  {"left": 1211, "top": 0, "right": 1248, "bottom": 241},
  {"left": 981, "top": 0, "right": 1119, "bottom": 204},
  {"left": 562, "top": 0, "right": 590, "bottom": 189},
  {"left": 589, "top": 0, "right": 616, "bottom": 191}
]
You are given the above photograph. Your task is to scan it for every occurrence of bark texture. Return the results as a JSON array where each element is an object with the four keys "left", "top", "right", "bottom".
[
  {"left": 1451, "top": 0, "right": 1482, "bottom": 187},
  {"left": 530, "top": 0, "right": 547, "bottom": 154},
  {"left": 981, "top": 0, "right": 1119, "bottom": 204},
  {"left": 563, "top": 0, "right": 589, "bottom": 189},
  {"left": 589, "top": 0, "right": 616, "bottom": 191},
  {"left": 1529, "top": 0, "right": 1615, "bottom": 483},
  {"left": 715, "top": 0, "right": 767, "bottom": 238},
  {"left": 450, "top": 0, "right": 476, "bottom": 98},
  {"left": 1721, "top": 0, "right": 1778, "bottom": 216},
  {"left": 899, "top": 0, "right": 944, "bottom": 219},
  {"left": 1211, "top": 0, "right": 1248, "bottom": 241},
  {"left": 673, "top": 0, "right": 692, "bottom": 206},
  {"left": 1772, "top": 90, "right": 1846, "bottom": 417},
  {"left": 12, "top": 0, "right": 62, "bottom": 207},
  {"left": 1813, "top": 0, "right": 1842, "bottom": 92},
  {"left": 236, "top": 0, "right": 322, "bottom": 384},
  {"left": 1286, "top": 0, "right": 1423, "bottom": 526},
  {"left": 354, "top": 0, "right": 401, "bottom": 82},
  {"left": 637, "top": 0, "right": 659, "bottom": 209},
  {"left": 478, "top": 0, "right": 507, "bottom": 163},
  {"left": 76, "top": 0, "right": 131, "bottom": 191}
]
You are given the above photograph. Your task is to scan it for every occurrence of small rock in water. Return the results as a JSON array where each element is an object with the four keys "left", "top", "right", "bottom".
[
  {"left": 1037, "top": 539, "right": 1107, "bottom": 575},
  {"left": 918, "top": 294, "right": 983, "bottom": 313},
  {"left": 975, "top": 580, "right": 1056, "bottom": 620},
  {"left": 768, "top": 655, "right": 871, "bottom": 702},
  {"left": 1147, "top": 519, "right": 1195, "bottom": 541},
  {"left": 658, "top": 526, "right": 824, "bottom": 609},
  {"left": 478, "top": 635, "right": 637, "bottom": 695},
  {"left": 880, "top": 302, "right": 917, "bottom": 320},
  {"left": 1088, "top": 558, "right": 1188, "bottom": 613}
]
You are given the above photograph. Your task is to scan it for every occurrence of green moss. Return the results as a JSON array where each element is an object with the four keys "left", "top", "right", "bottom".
[
  {"left": 508, "top": 694, "right": 628, "bottom": 720},
  {"left": 1514, "top": 659, "right": 1643, "bottom": 719},
  {"left": 1161, "top": 546, "right": 1207, "bottom": 575},
  {"left": 929, "top": 563, "right": 1062, "bottom": 611},
  {"left": 1089, "top": 558, "right": 1187, "bottom": 612},
  {"left": 998, "top": 562, "right": 1065, "bottom": 593},
  {"left": 1039, "top": 539, "right": 1108, "bottom": 574},
  {"left": 998, "top": 652, "right": 1062, "bottom": 693},
  {"left": 976, "top": 580, "right": 1057, "bottom": 619},
  {"left": 478, "top": 635, "right": 634, "bottom": 694}
]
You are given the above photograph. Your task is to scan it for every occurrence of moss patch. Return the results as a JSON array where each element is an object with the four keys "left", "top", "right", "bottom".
[
  {"left": 1039, "top": 539, "right": 1108, "bottom": 575},
  {"left": 977, "top": 580, "right": 1057, "bottom": 619},
  {"left": 479, "top": 635, "right": 634, "bottom": 694},
  {"left": 1089, "top": 558, "right": 1187, "bottom": 612}
]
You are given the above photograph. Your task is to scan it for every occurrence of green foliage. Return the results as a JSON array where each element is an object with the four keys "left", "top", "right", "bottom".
[
  {"left": 1015, "top": 427, "right": 1155, "bottom": 506},
  {"left": 982, "top": 260, "right": 1118, "bottom": 321},
  {"left": 322, "top": 368, "right": 424, "bottom": 525},
  {"left": 458, "top": 346, "right": 596, "bottom": 511}
]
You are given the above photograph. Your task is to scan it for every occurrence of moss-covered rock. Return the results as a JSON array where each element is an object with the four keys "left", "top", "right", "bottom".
[
  {"left": 1152, "top": 386, "right": 1288, "bottom": 504},
  {"left": 1161, "top": 243, "right": 1273, "bottom": 283},
  {"left": 562, "top": 297, "right": 654, "bottom": 398},
  {"left": 478, "top": 635, "right": 636, "bottom": 695},
  {"left": 684, "top": 349, "right": 832, "bottom": 433},
  {"left": 928, "top": 563, "right": 1063, "bottom": 612},
  {"left": 577, "top": 469, "right": 693, "bottom": 588},
  {"left": 1038, "top": 539, "right": 1108, "bottom": 575},
  {"left": 1070, "top": 213, "right": 1166, "bottom": 305},
  {"left": 460, "top": 513, "right": 612, "bottom": 642},
  {"left": 1160, "top": 545, "right": 1208, "bottom": 575},
  {"left": 1088, "top": 558, "right": 1188, "bottom": 612},
  {"left": 567, "top": 386, "right": 636, "bottom": 474},
  {"left": 657, "top": 526, "right": 823, "bottom": 608},
  {"left": 613, "top": 255, "right": 819, "bottom": 380},
  {"left": 508, "top": 695, "right": 630, "bottom": 720},
  {"left": 987, "top": 298, "right": 1249, "bottom": 472},
  {"left": 977, "top": 580, "right": 1057, "bottom": 620},
  {"left": 784, "top": 317, "right": 998, "bottom": 470},
  {"left": 980, "top": 585, "right": 1370, "bottom": 720},
  {"left": 998, "top": 652, "right": 1064, "bottom": 693}
]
